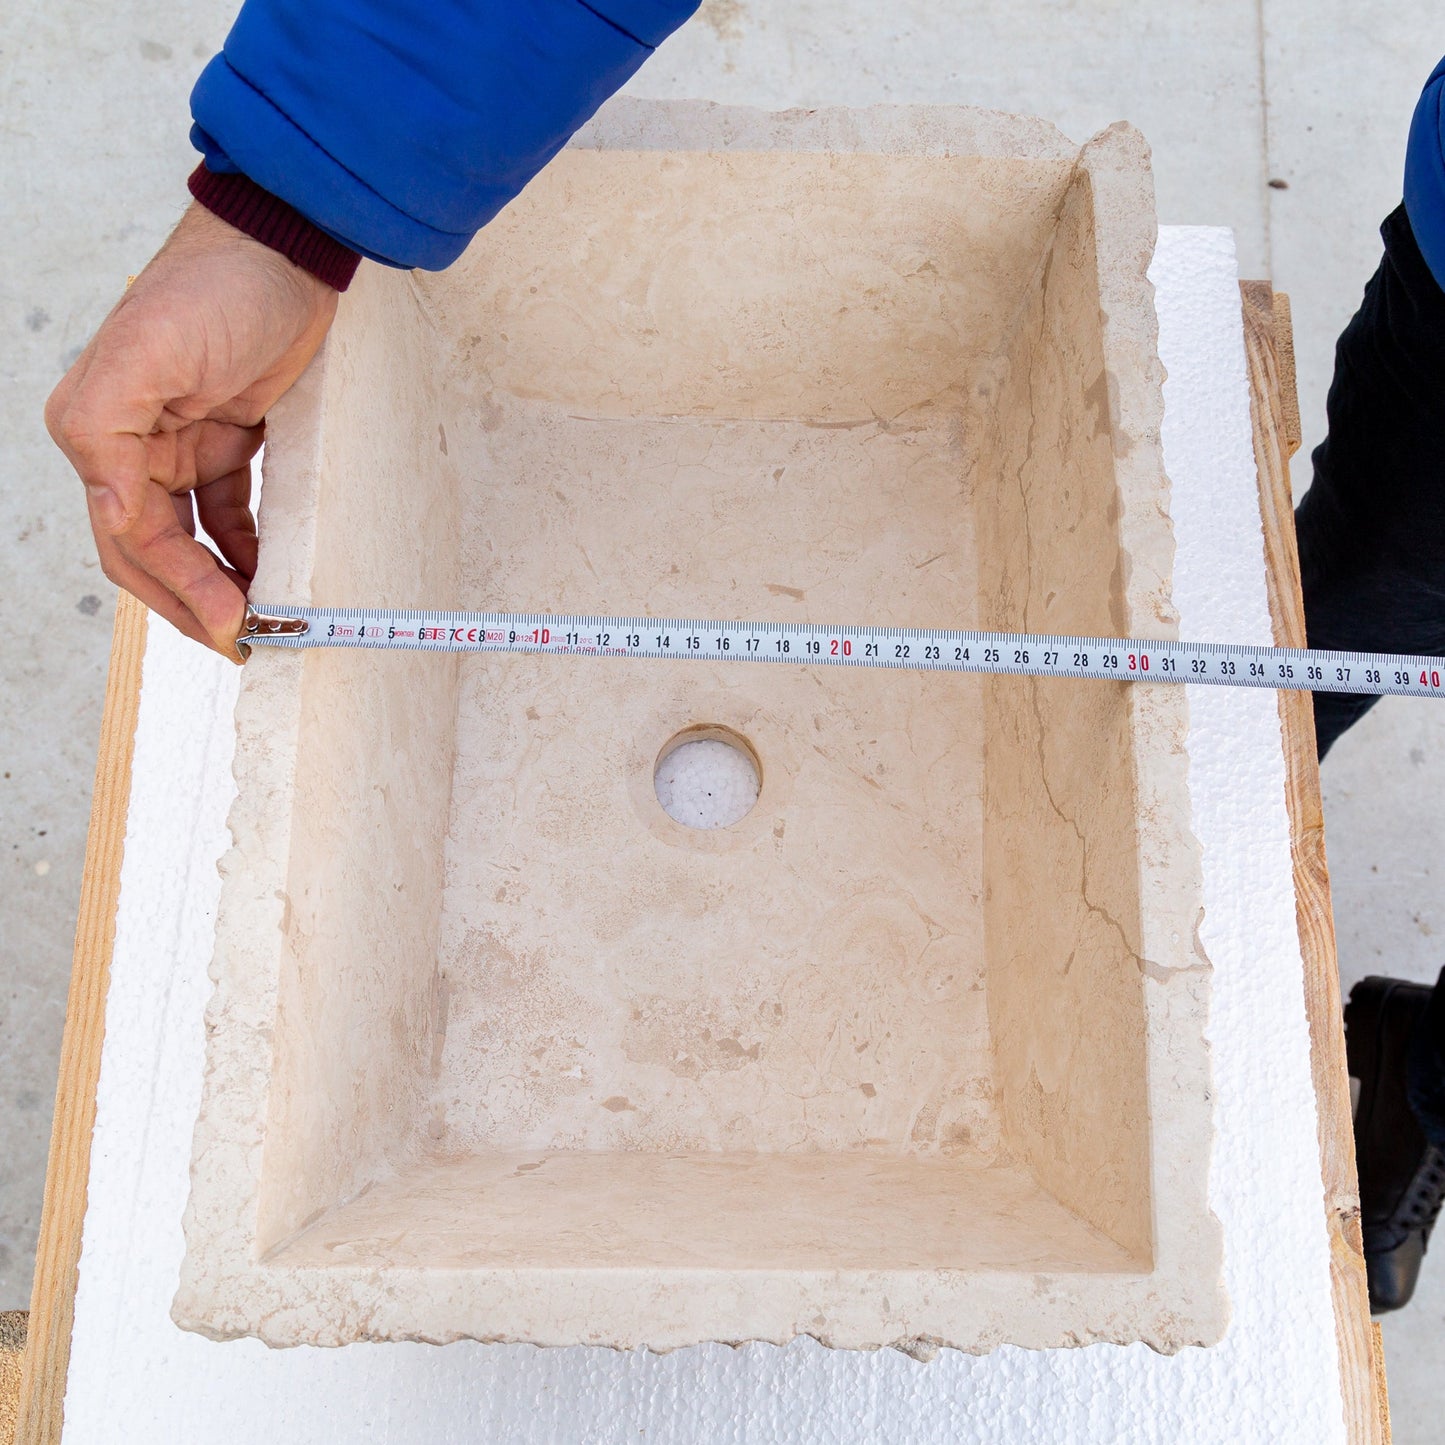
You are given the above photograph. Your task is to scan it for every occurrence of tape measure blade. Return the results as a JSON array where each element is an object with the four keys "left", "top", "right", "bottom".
[{"left": 240, "top": 604, "right": 1445, "bottom": 699}]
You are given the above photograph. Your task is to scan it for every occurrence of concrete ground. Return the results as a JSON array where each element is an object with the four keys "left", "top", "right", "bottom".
[{"left": 2, "top": 0, "right": 1442, "bottom": 1436}]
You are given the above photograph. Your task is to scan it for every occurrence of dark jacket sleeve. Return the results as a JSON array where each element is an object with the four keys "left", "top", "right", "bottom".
[
  {"left": 189, "top": 0, "right": 699, "bottom": 271},
  {"left": 1406, "top": 56, "right": 1445, "bottom": 291}
]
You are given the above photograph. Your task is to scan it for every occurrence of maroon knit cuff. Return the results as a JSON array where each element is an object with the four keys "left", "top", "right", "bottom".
[{"left": 188, "top": 163, "right": 361, "bottom": 291}]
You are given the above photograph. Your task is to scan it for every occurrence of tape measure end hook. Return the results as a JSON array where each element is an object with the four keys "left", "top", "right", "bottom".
[{"left": 236, "top": 606, "right": 309, "bottom": 661}]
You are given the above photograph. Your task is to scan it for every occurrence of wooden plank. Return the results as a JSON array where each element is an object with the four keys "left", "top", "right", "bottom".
[
  {"left": 15, "top": 594, "right": 148, "bottom": 1445},
  {"left": 1240, "top": 279, "right": 1390, "bottom": 1444},
  {"left": 1271, "top": 290, "right": 1304, "bottom": 458},
  {"left": 1, "top": 1312, "right": 27, "bottom": 1445}
]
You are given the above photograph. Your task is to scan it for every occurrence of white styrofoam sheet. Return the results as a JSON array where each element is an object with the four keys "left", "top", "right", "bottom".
[{"left": 61, "top": 227, "right": 1343, "bottom": 1442}]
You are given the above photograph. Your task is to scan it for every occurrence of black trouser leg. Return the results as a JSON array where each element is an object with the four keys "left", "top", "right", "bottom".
[
  {"left": 1298, "top": 204, "right": 1445, "bottom": 1144},
  {"left": 1296, "top": 204, "right": 1445, "bottom": 759},
  {"left": 1408, "top": 967, "right": 1445, "bottom": 1151}
]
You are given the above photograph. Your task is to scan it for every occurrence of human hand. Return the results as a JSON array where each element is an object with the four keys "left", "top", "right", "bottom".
[{"left": 46, "top": 202, "right": 338, "bottom": 658}]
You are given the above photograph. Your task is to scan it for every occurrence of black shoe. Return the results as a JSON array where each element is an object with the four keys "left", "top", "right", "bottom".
[{"left": 1345, "top": 975, "right": 1445, "bottom": 1313}]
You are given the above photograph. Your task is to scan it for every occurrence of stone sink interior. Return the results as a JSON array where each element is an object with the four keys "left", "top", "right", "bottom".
[{"left": 236, "top": 139, "right": 1199, "bottom": 1332}]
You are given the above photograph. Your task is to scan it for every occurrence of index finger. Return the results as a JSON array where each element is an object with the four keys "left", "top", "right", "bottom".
[{"left": 94, "top": 477, "right": 248, "bottom": 654}]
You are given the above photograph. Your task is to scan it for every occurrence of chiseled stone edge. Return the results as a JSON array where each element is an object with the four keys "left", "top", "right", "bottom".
[
  {"left": 573, "top": 95, "right": 1080, "bottom": 161},
  {"left": 172, "top": 357, "right": 328, "bottom": 1332},
  {"left": 1079, "top": 119, "right": 1227, "bottom": 1348}
]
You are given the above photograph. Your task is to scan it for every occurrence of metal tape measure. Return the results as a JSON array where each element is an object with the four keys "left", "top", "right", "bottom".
[{"left": 239, "top": 605, "right": 1445, "bottom": 699}]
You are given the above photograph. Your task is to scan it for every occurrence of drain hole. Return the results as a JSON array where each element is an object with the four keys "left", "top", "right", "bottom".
[{"left": 654, "top": 726, "right": 761, "bottom": 830}]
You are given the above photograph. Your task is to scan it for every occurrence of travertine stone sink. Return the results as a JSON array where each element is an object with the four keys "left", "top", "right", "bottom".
[{"left": 175, "top": 100, "right": 1224, "bottom": 1353}]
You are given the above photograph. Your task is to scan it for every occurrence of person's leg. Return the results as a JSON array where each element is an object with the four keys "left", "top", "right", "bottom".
[
  {"left": 1302, "top": 203, "right": 1445, "bottom": 1309},
  {"left": 1297, "top": 204, "right": 1445, "bottom": 758}
]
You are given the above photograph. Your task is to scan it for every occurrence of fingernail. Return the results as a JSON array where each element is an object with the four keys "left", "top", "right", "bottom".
[{"left": 86, "top": 484, "right": 124, "bottom": 530}]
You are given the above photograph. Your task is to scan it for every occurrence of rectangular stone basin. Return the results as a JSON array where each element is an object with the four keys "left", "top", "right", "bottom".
[{"left": 175, "top": 101, "right": 1224, "bottom": 1353}]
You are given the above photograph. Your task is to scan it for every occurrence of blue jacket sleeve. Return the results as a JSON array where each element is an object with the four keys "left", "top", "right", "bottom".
[
  {"left": 1406, "top": 56, "right": 1445, "bottom": 291},
  {"left": 189, "top": 0, "right": 699, "bottom": 270}
]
